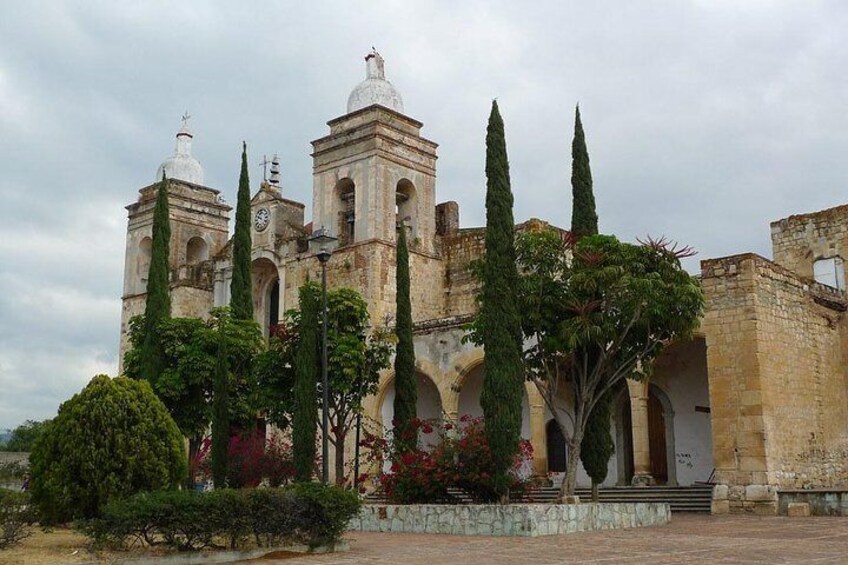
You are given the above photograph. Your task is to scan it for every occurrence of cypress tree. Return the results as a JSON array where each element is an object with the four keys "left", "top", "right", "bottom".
[
  {"left": 230, "top": 142, "right": 253, "bottom": 321},
  {"left": 392, "top": 224, "right": 417, "bottom": 454},
  {"left": 139, "top": 173, "right": 171, "bottom": 384},
  {"left": 293, "top": 284, "right": 320, "bottom": 481},
  {"left": 570, "top": 105, "right": 598, "bottom": 239},
  {"left": 480, "top": 100, "right": 524, "bottom": 497},
  {"left": 570, "top": 105, "right": 614, "bottom": 501},
  {"left": 211, "top": 339, "right": 229, "bottom": 488},
  {"left": 580, "top": 392, "right": 615, "bottom": 502}
]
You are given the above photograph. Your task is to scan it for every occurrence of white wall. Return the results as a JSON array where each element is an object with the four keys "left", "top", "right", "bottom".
[{"left": 652, "top": 338, "right": 714, "bottom": 486}]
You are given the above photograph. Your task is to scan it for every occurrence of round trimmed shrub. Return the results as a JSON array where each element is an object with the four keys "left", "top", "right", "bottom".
[{"left": 30, "top": 375, "right": 187, "bottom": 523}]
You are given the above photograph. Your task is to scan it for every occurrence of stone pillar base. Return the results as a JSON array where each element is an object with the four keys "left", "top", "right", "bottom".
[{"left": 631, "top": 473, "right": 656, "bottom": 487}]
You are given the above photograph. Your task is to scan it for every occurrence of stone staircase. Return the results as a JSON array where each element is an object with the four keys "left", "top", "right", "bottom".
[
  {"left": 521, "top": 485, "right": 714, "bottom": 513},
  {"left": 365, "top": 485, "right": 714, "bottom": 513}
]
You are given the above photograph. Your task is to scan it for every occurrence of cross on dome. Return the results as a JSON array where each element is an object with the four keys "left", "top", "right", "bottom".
[
  {"left": 347, "top": 49, "right": 405, "bottom": 115},
  {"left": 156, "top": 115, "right": 204, "bottom": 185}
]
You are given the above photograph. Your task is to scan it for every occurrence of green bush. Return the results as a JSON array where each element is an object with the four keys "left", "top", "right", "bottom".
[
  {"left": 30, "top": 375, "right": 187, "bottom": 524},
  {"left": 1, "top": 489, "right": 36, "bottom": 549},
  {"left": 85, "top": 484, "right": 361, "bottom": 551}
]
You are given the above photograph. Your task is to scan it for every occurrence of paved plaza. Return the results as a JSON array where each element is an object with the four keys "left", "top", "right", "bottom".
[{"left": 247, "top": 514, "right": 848, "bottom": 564}]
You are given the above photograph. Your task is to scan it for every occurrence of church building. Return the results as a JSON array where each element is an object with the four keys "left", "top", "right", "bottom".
[{"left": 120, "top": 51, "right": 848, "bottom": 514}]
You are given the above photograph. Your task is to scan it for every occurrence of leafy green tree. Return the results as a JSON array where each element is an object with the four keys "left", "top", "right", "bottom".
[
  {"left": 254, "top": 285, "right": 393, "bottom": 483},
  {"left": 324, "top": 288, "right": 393, "bottom": 482},
  {"left": 139, "top": 173, "right": 172, "bottom": 384},
  {"left": 580, "top": 391, "right": 614, "bottom": 501},
  {"left": 230, "top": 142, "right": 254, "bottom": 321},
  {"left": 479, "top": 100, "right": 525, "bottom": 499},
  {"left": 293, "top": 284, "right": 320, "bottom": 481},
  {"left": 510, "top": 230, "right": 703, "bottom": 498},
  {"left": 570, "top": 105, "right": 598, "bottom": 239},
  {"left": 123, "top": 310, "right": 264, "bottom": 469},
  {"left": 29, "top": 375, "right": 186, "bottom": 523},
  {"left": 2, "top": 420, "right": 50, "bottom": 452},
  {"left": 392, "top": 225, "right": 417, "bottom": 454}
]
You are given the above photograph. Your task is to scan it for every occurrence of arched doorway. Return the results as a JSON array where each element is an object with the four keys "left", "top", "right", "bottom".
[
  {"left": 616, "top": 383, "right": 675, "bottom": 486},
  {"left": 546, "top": 420, "right": 567, "bottom": 473},
  {"left": 648, "top": 384, "right": 676, "bottom": 486},
  {"left": 615, "top": 390, "right": 635, "bottom": 485},
  {"left": 251, "top": 258, "right": 279, "bottom": 337}
]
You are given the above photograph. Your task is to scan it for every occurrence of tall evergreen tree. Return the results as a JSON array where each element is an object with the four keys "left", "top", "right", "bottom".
[
  {"left": 580, "top": 391, "right": 615, "bottom": 501},
  {"left": 230, "top": 142, "right": 253, "bottom": 321},
  {"left": 479, "top": 100, "right": 524, "bottom": 498},
  {"left": 211, "top": 339, "right": 229, "bottom": 488},
  {"left": 139, "top": 173, "right": 172, "bottom": 384},
  {"left": 392, "top": 224, "right": 417, "bottom": 454},
  {"left": 292, "top": 284, "right": 320, "bottom": 481},
  {"left": 570, "top": 105, "right": 598, "bottom": 239},
  {"left": 569, "top": 105, "right": 614, "bottom": 500}
]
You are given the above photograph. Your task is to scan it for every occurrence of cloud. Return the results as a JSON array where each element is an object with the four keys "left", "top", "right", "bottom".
[{"left": 1, "top": 1, "right": 847, "bottom": 427}]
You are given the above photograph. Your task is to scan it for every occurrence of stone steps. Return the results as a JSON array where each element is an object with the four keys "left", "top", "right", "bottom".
[
  {"left": 365, "top": 485, "right": 714, "bottom": 513},
  {"left": 523, "top": 486, "right": 714, "bottom": 513}
]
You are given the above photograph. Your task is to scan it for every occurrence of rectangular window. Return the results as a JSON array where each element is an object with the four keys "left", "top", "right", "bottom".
[{"left": 813, "top": 257, "right": 845, "bottom": 290}]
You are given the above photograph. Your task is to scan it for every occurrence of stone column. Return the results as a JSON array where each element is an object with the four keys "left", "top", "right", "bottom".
[
  {"left": 526, "top": 384, "right": 548, "bottom": 476},
  {"left": 628, "top": 378, "right": 655, "bottom": 486}
]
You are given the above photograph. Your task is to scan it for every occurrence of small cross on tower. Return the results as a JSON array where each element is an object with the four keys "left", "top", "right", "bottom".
[{"left": 258, "top": 155, "right": 272, "bottom": 182}]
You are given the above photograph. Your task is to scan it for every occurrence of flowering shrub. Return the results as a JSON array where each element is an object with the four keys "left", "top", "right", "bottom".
[
  {"left": 191, "top": 432, "right": 295, "bottom": 488},
  {"left": 362, "top": 415, "right": 533, "bottom": 504}
]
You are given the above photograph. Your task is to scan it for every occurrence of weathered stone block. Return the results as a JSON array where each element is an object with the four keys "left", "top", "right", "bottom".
[{"left": 787, "top": 502, "right": 811, "bottom": 517}]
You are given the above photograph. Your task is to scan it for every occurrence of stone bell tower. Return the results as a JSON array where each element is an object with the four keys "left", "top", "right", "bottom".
[
  {"left": 119, "top": 118, "right": 230, "bottom": 368},
  {"left": 311, "top": 50, "right": 438, "bottom": 254}
]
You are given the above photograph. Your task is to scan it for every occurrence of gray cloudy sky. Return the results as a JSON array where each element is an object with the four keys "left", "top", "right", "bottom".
[{"left": 1, "top": 1, "right": 847, "bottom": 429}]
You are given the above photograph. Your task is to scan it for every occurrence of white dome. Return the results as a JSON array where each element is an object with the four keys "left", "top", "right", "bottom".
[
  {"left": 346, "top": 50, "right": 404, "bottom": 115},
  {"left": 156, "top": 122, "right": 204, "bottom": 185}
]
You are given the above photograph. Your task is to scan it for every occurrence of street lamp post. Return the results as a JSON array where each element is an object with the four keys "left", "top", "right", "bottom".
[{"left": 308, "top": 226, "right": 337, "bottom": 485}]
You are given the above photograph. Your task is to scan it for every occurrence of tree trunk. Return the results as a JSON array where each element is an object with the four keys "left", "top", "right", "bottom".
[
  {"left": 334, "top": 431, "right": 346, "bottom": 485},
  {"left": 559, "top": 435, "right": 583, "bottom": 501},
  {"left": 591, "top": 481, "right": 599, "bottom": 503},
  {"left": 187, "top": 436, "right": 200, "bottom": 489}
]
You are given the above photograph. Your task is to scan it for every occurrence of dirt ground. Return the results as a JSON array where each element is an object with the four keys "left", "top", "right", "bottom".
[
  {"left": 1, "top": 528, "right": 95, "bottom": 565},
  {"left": 5, "top": 514, "right": 848, "bottom": 564}
]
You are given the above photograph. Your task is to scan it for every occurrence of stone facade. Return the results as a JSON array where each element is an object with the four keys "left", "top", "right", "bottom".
[
  {"left": 703, "top": 247, "right": 848, "bottom": 513},
  {"left": 351, "top": 503, "right": 670, "bottom": 537},
  {"left": 119, "top": 53, "right": 848, "bottom": 509}
]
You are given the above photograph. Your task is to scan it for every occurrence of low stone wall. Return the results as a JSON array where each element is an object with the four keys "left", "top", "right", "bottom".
[
  {"left": 350, "top": 503, "right": 670, "bottom": 537},
  {"left": 778, "top": 489, "right": 848, "bottom": 516},
  {"left": 712, "top": 485, "right": 779, "bottom": 515}
]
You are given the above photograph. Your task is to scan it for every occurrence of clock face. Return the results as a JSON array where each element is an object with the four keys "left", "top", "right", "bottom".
[{"left": 254, "top": 208, "right": 270, "bottom": 231}]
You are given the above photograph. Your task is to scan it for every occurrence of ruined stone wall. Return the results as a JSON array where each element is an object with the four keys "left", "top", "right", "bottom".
[
  {"left": 702, "top": 253, "right": 848, "bottom": 513},
  {"left": 442, "top": 228, "right": 486, "bottom": 317},
  {"left": 280, "top": 239, "right": 446, "bottom": 328},
  {"left": 771, "top": 204, "right": 848, "bottom": 281},
  {"left": 750, "top": 257, "right": 848, "bottom": 488}
]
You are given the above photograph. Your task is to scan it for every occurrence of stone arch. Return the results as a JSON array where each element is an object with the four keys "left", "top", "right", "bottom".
[
  {"left": 395, "top": 178, "right": 417, "bottom": 241},
  {"left": 186, "top": 236, "right": 209, "bottom": 265},
  {"left": 378, "top": 371, "right": 444, "bottom": 449},
  {"left": 454, "top": 359, "right": 532, "bottom": 440},
  {"left": 251, "top": 257, "right": 279, "bottom": 337},
  {"left": 649, "top": 382, "right": 677, "bottom": 486},
  {"left": 137, "top": 236, "right": 153, "bottom": 284},
  {"left": 335, "top": 178, "right": 356, "bottom": 246}
]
